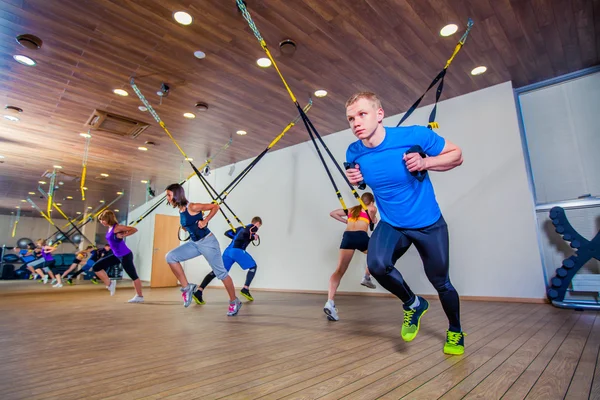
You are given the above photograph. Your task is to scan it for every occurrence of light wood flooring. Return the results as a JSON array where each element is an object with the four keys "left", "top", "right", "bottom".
[{"left": 0, "top": 282, "right": 598, "bottom": 399}]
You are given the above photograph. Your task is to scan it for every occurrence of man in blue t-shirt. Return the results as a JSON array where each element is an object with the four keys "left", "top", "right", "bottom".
[
  {"left": 344, "top": 92, "right": 465, "bottom": 355},
  {"left": 193, "top": 216, "right": 262, "bottom": 305}
]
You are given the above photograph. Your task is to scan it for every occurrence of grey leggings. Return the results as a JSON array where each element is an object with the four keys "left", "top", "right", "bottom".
[{"left": 165, "top": 233, "right": 228, "bottom": 280}]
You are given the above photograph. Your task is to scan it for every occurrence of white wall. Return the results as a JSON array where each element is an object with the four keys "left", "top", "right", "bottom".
[{"left": 128, "top": 81, "right": 547, "bottom": 299}]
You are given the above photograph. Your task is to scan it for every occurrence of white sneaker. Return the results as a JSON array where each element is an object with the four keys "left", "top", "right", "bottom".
[
  {"left": 323, "top": 300, "right": 339, "bottom": 321},
  {"left": 128, "top": 295, "right": 144, "bottom": 303},
  {"left": 107, "top": 280, "right": 117, "bottom": 296},
  {"left": 361, "top": 276, "right": 376, "bottom": 289},
  {"left": 53, "top": 283, "right": 63, "bottom": 288},
  {"left": 42, "top": 275, "right": 49, "bottom": 284},
  {"left": 50, "top": 278, "right": 57, "bottom": 285}
]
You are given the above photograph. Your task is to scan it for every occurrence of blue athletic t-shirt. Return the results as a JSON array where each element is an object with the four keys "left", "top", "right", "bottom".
[{"left": 346, "top": 125, "right": 445, "bottom": 229}]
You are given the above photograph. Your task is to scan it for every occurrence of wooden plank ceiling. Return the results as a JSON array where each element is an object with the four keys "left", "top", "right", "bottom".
[{"left": 0, "top": 0, "right": 598, "bottom": 219}]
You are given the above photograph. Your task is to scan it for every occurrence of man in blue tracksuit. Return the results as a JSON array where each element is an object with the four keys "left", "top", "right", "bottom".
[{"left": 193, "top": 216, "right": 262, "bottom": 304}]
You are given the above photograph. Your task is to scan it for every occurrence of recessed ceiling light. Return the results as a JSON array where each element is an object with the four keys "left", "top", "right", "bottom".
[
  {"left": 185, "top": 157, "right": 194, "bottom": 161},
  {"left": 0, "top": 155, "right": 5, "bottom": 159},
  {"left": 13, "top": 55, "right": 36, "bottom": 66},
  {"left": 87, "top": 206, "right": 93, "bottom": 209},
  {"left": 117, "top": 191, "right": 123, "bottom": 195},
  {"left": 113, "top": 89, "right": 129, "bottom": 96},
  {"left": 194, "top": 51, "right": 206, "bottom": 59},
  {"left": 16, "top": 206, "right": 20, "bottom": 209},
  {"left": 114, "top": 209, "right": 119, "bottom": 212},
  {"left": 471, "top": 66, "right": 487, "bottom": 75},
  {"left": 76, "top": 211, "right": 82, "bottom": 214},
  {"left": 38, "top": 181, "right": 46, "bottom": 184},
  {"left": 28, "top": 192, "right": 35, "bottom": 195},
  {"left": 66, "top": 196, "right": 73, "bottom": 199},
  {"left": 183, "top": 112, "right": 196, "bottom": 119},
  {"left": 82, "top": 186, "right": 88, "bottom": 190},
  {"left": 236, "top": 130, "right": 247, "bottom": 136},
  {"left": 3, "top": 115, "right": 19, "bottom": 122},
  {"left": 20, "top": 199, "right": 26, "bottom": 202},
  {"left": 80, "top": 132, "right": 91, "bottom": 138},
  {"left": 173, "top": 11, "right": 193, "bottom": 25},
  {"left": 314, "top": 89, "right": 328, "bottom": 98},
  {"left": 100, "top": 173, "right": 109, "bottom": 177},
  {"left": 440, "top": 24, "right": 458, "bottom": 37},
  {"left": 141, "top": 180, "right": 148, "bottom": 184},
  {"left": 56, "top": 203, "right": 62, "bottom": 206},
  {"left": 138, "top": 106, "right": 148, "bottom": 112},
  {"left": 256, "top": 58, "right": 272, "bottom": 68},
  {"left": 99, "top": 200, "right": 105, "bottom": 203},
  {"left": 138, "top": 146, "right": 148, "bottom": 151},
  {"left": 53, "top": 165, "right": 62, "bottom": 169}
]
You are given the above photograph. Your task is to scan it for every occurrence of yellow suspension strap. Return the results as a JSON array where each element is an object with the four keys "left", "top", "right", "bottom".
[
  {"left": 11, "top": 207, "right": 20, "bottom": 238},
  {"left": 130, "top": 77, "right": 241, "bottom": 231},
  {"left": 80, "top": 132, "right": 91, "bottom": 200},
  {"left": 236, "top": 1, "right": 368, "bottom": 214},
  {"left": 60, "top": 191, "right": 124, "bottom": 231},
  {"left": 47, "top": 168, "right": 56, "bottom": 217},
  {"left": 129, "top": 137, "right": 232, "bottom": 228},
  {"left": 396, "top": 18, "right": 474, "bottom": 130},
  {"left": 51, "top": 202, "right": 96, "bottom": 248},
  {"left": 217, "top": 100, "right": 313, "bottom": 204},
  {"left": 129, "top": 140, "right": 227, "bottom": 228},
  {"left": 27, "top": 198, "right": 78, "bottom": 248},
  {"left": 38, "top": 184, "right": 92, "bottom": 247}
]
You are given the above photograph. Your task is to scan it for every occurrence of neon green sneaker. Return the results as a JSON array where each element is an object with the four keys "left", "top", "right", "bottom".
[
  {"left": 192, "top": 291, "right": 206, "bottom": 305},
  {"left": 443, "top": 330, "right": 466, "bottom": 355},
  {"left": 401, "top": 297, "right": 429, "bottom": 342},
  {"left": 240, "top": 288, "right": 254, "bottom": 301}
]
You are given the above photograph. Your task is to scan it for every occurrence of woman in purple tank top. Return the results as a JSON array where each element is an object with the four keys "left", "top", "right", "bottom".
[
  {"left": 95, "top": 210, "right": 144, "bottom": 303},
  {"left": 32, "top": 240, "right": 58, "bottom": 284}
]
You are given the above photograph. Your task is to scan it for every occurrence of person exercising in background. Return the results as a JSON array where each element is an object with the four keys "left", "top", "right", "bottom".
[
  {"left": 53, "top": 246, "right": 94, "bottom": 287},
  {"left": 324, "top": 193, "right": 378, "bottom": 321},
  {"left": 67, "top": 244, "right": 111, "bottom": 285},
  {"left": 193, "top": 217, "right": 262, "bottom": 305}
]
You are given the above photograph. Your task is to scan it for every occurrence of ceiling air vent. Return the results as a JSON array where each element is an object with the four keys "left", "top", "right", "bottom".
[{"left": 84, "top": 109, "right": 150, "bottom": 139}]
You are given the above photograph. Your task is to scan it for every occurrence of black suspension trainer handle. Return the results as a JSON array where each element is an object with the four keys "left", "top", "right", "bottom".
[
  {"left": 405, "top": 145, "right": 428, "bottom": 182},
  {"left": 343, "top": 162, "right": 366, "bottom": 190}
]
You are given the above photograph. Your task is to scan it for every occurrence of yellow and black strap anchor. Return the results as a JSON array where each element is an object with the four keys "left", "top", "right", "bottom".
[
  {"left": 236, "top": 0, "right": 369, "bottom": 216},
  {"left": 130, "top": 78, "right": 242, "bottom": 233},
  {"left": 396, "top": 18, "right": 474, "bottom": 130}
]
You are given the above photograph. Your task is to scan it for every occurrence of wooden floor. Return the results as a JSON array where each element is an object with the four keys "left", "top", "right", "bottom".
[{"left": 0, "top": 283, "right": 598, "bottom": 400}]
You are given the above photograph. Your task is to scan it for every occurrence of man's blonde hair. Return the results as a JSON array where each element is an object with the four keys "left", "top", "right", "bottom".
[{"left": 345, "top": 92, "right": 382, "bottom": 110}]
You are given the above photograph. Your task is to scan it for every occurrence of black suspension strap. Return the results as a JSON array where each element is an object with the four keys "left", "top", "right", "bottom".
[
  {"left": 236, "top": 1, "right": 369, "bottom": 215},
  {"left": 396, "top": 19, "right": 474, "bottom": 130}
]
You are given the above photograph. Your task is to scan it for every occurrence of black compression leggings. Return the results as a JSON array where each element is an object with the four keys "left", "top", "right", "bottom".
[
  {"left": 92, "top": 253, "right": 139, "bottom": 281},
  {"left": 367, "top": 216, "right": 461, "bottom": 332}
]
